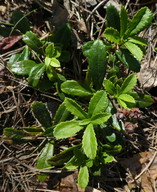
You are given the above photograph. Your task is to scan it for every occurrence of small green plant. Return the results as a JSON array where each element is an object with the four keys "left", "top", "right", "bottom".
[{"left": 3, "top": 4, "right": 155, "bottom": 189}]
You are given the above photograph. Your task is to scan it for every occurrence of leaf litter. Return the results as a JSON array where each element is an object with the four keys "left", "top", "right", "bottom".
[{"left": 0, "top": 0, "right": 157, "bottom": 191}]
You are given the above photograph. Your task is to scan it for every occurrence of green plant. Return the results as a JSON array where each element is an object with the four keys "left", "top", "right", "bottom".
[{"left": 3, "top": 4, "right": 155, "bottom": 189}]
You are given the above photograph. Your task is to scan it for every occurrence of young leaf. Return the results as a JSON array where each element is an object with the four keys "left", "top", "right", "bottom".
[
  {"left": 128, "top": 36, "right": 147, "bottom": 46},
  {"left": 125, "top": 7, "right": 153, "bottom": 36},
  {"left": 53, "top": 120, "right": 83, "bottom": 139},
  {"left": 102, "top": 152, "right": 115, "bottom": 164},
  {"left": 45, "top": 43, "right": 55, "bottom": 58},
  {"left": 103, "top": 79, "right": 116, "bottom": 95},
  {"left": 124, "top": 41, "right": 143, "bottom": 61},
  {"left": 46, "top": 65, "right": 58, "bottom": 81},
  {"left": 23, "top": 31, "right": 43, "bottom": 54},
  {"left": 9, "top": 60, "right": 37, "bottom": 75},
  {"left": 86, "top": 40, "right": 108, "bottom": 90},
  {"left": 91, "top": 112, "right": 111, "bottom": 125},
  {"left": 28, "top": 64, "right": 45, "bottom": 87},
  {"left": 78, "top": 166, "right": 89, "bottom": 188},
  {"left": 82, "top": 124, "right": 97, "bottom": 159},
  {"left": 61, "top": 80, "right": 93, "bottom": 97},
  {"left": 120, "top": 5, "right": 128, "bottom": 37},
  {"left": 120, "top": 73, "right": 137, "bottom": 94},
  {"left": 104, "top": 27, "right": 121, "bottom": 43},
  {"left": 37, "top": 141, "right": 54, "bottom": 181},
  {"left": 118, "top": 94, "right": 136, "bottom": 109},
  {"left": 106, "top": 4, "right": 120, "bottom": 31},
  {"left": 45, "top": 57, "right": 60, "bottom": 68},
  {"left": 116, "top": 49, "right": 141, "bottom": 72},
  {"left": 88, "top": 90, "right": 108, "bottom": 118},
  {"left": 32, "top": 101, "right": 52, "bottom": 128},
  {"left": 64, "top": 98, "right": 87, "bottom": 119},
  {"left": 54, "top": 103, "right": 70, "bottom": 124}
]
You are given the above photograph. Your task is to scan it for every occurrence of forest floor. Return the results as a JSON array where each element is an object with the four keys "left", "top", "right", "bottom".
[{"left": 0, "top": 0, "right": 157, "bottom": 191}]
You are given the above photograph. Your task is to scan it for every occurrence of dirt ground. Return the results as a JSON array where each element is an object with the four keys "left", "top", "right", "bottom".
[{"left": 0, "top": 0, "right": 157, "bottom": 191}]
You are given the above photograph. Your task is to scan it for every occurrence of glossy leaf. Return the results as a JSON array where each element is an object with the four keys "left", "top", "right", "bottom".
[
  {"left": 23, "top": 31, "right": 43, "bottom": 54},
  {"left": 128, "top": 36, "right": 147, "bottom": 46},
  {"left": 124, "top": 41, "right": 143, "bottom": 61},
  {"left": 9, "top": 60, "right": 37, "bottom": 75},
  {"left": 116, "top": 49, "right": 140, "bottom": 72},
  {"left": 32, "top": 101, "right": 52, "bottom": 128},
  {"left": 120, "top": 5, "right": 128, "bottom": 37},
  {"left": 82, "top": 124, "right": 97, "bottom": 159},
  {"left": 54, "top": 103, "right": 70, "bottom": 124},
  {"left": 45, "top": 43, "right": 55, "bottom": 58},
  {"left": 45, "top": 57, "right": 60, "bottom": 68},
  {"left": 103, "top": 79, "right": 116, "bottom": 95},
  {"left": 104, "top": 27, "right": 120, "bottom": 43},
  {"left": 46, "top": 65, "right": 58, "bottom": 81},
  {"left": 106, "top": 4, "right": 120, "bottom": 31},
  {"left": 61, "top": 80, "right": 93, "bottom": 97},
  {"left": 37, "top": 141, "right": 54, "bottom": 181},
  {"left": 120, "top": 73, "right": 137, "bottom": 94},
  {"left": 85, "top": 40, "right": 107, "bottom": 90},
  {"left": 53, "top": 120, "right": 83, "bottom": 139},
  {"left": 82, "top": 41, "right": 94, "bottom": 57},
  {"left": 88, "top": 90, "right": 108, "bottom": 118},
  {"left": 125, "top": 7, "right": 153, "bottom": 36},
  {"left": 78, "top": 166, "right": 89, "bottom": 188},
  {"left": 91, "top": 112, "right": 111, "bottom": 125},
  {"left": 28, "top": 63, "right": 45, "bottom": 87},
  {"left": 64, "top": 98, "right": 87, "bottom": 119}
]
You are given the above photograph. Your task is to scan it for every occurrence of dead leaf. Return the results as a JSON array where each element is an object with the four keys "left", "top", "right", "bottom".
[{"left": 0, "top": 35, "right": 22, "bottom": 50}]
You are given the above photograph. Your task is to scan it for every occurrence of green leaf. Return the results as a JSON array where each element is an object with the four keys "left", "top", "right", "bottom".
[
  {"left": 91, "top": 112, "right": 111, "bottom": 125},
  {"left": 12, "top": 10, "right": 30, "bottom": 33},
  {"left": 82, "top": 124, "right": 97, "bottom": 159},
  {"left": 125, "top": 7, "right": 153, "bottom": 36},
  {"left": 116, "top": 49, "right": 141, "bottom": 72},
  {"left": 103, "top": 79, "right": 116, "bottom": 95},
  {"left": 78, "top": 166, "right": 89, "bottom": 188},
  {"left": 28, "top": 63, "right": 45, "bottom": 87},
  {"left": 53, "top": 120, "right": 83, "bottom": 139},
  {"left": 88, "top": 90, "right": 108, "bottom": 118},
  {"left": 37, "top": 141, "right": 54, "bottom": 181},
  {"left": 9, "top": 60, "right": 37, "bottom": 75},
  {"left": 23, "top": 31, "right": 43, "bottom": 54},
  {"left": 124, "top": 41, "right": 143, "bottom": 61},
  {"left": 61, "top": 80, "right": 93, "bottom": 97},
  {"left": 82, "top": 41, "right": 94, "bottom": 57},
  {"left": 120, "top": 5, "right": 128, "bottom": 37},
  {"left": 85, "top": 40, "right": 108, "bottom": 90},
  {"left": 129, "top": 92, "right": 154, "bottom": 108},
  {"left": 118, "top": 94, "right": 136, "bottom": 109},
  {"left": 120, "top": 73, "right": 137, "bottom": 94},
  {"left": 64, "top": 98, "right": 87, "bottom": 119},
  {"left": 54, "top": 103, "right": 70, "bottom": 124},
  {"left": 45, "top": 43, "right": 55, "bottom": 58},
  {"left": 45, "top": 57, "right": 60, "bottom": 67},
  {"left": 106, "top": 4, "right": 120, "bottom": 31},
  {"left": 32, "top": 101, "right": 52, "bottom": 128},
  {"left": 104, "top": 27, "right": 121, "bottom": 43},
  {"left": 102, "top": 144, "right": 122, "bottom": 154},
  {"left": 128, "top": 36, "right": 147, "bottom": 46},
  {"left": 46, "top": 65, "right": 58, "bottom": 81}
]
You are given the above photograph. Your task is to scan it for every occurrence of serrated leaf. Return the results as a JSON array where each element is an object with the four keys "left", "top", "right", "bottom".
[
  {"left": 91, "top": 112, "right": 111, "bottom": 125},
  {"left": 64, "top": 98, "right": 87, "bottom": 119},
  {"left": 125, "top": 7, "right": 153, "bottom": 36},
  {"left": 120, "top": 73, "right": 137, "bottom": 94},
  {"left": 9, "top": 60, "right": 37, "bottom": 75},
  {"left": 54, "top": 103, "right": 70, "bottom": 124},
  {"left": 85, "top": 40, "right": 108, "bottom": 90},
  {"left": 82, "top": 124, "right": 97, "bottom": 159},
  {"left": 104, "top": 27, "right": 121, "bottom": 43},
  {"left": 53, "top": 120, "right": 83, "bottom": 139},
  {"left": 118, "top": 94, "right": 136, "bottom": 109},
  {"left": 129, "top": 92, "right": 154, "bottom": 108},
  {"left": 78, "top": 166, "right": 89, "bottom": 188},
  {"left": 88, "top": 90, "right": 108, "bottom": 118},
  {"left": 28, "top": 63, "right": 45, "bottom": 87},
  {"left": 23, "top": 31, "right": 43, "bottom": 54},
  {"left": 124, "top": 41, "right": 143, "bottom": 61},
  {"left": 45, "top": 57, "right": 60, "bottom": 67},
  {"left": 103, "top": 79, "right": 116, "bottom": 95},
  {"left": 32, "top": 101, "right": 52, "bottom": 128},
  {"left": 128, "top": 36, "right": 147, "bottom": 46},
  {"left": 120, "top": 5, "right": 128, "bottom": 37},
  {"left": 61, "top": 80, "right": 93, "bottom": 97},
  {"left": 116, "top": 49, "right": 141, "bottom": 72},
  {"left": 106, "top": 4, "right": 120, "bottom": 31},
  {"left": 37, "top": 141, "right": 54, "bottom": 181}
]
